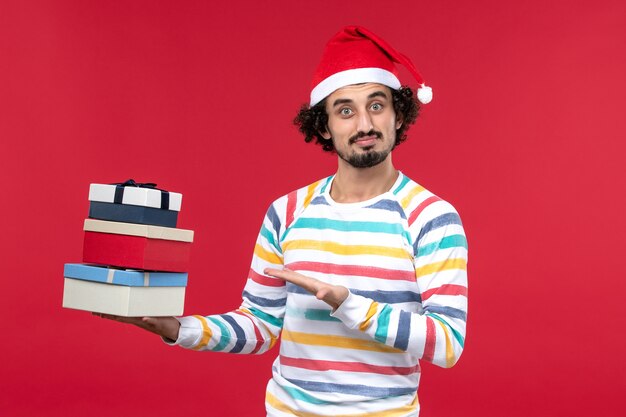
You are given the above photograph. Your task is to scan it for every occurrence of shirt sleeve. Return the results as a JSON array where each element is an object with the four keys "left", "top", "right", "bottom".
[
  {"left": 331, "top": 200, "right": 468, "bottom": 368},
  {"left": 166, "top": 202, "right": 287, "bottom": 355}
]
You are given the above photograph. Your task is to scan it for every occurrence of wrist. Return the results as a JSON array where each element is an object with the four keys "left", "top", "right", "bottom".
[{"left": 166, "top": 318, "right": 181, "bottom": 341}]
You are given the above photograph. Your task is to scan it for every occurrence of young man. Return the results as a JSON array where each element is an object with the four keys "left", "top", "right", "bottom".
[{"left": 101, "top": 26, "right": 468, "bottom": 417}]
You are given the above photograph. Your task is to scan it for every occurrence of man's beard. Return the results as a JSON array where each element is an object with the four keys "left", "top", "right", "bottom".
[
  {"left": 335, "top": 130, "right": 393, "bottom": 168},
  {"left": 338, "top": 148, "right": 390, "bottom": 168}
]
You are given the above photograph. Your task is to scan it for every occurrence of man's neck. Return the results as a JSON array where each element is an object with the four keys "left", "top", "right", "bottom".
[{"left": 330, "top": 157, "right": 399, "bottom": 203}]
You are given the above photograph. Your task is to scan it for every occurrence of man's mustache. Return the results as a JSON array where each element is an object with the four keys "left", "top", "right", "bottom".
[{"left": 349, "top": 130, "right": 382, "bottom": 144}]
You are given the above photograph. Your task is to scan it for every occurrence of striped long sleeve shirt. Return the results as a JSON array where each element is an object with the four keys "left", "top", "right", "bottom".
[{"left": 173, "top": 172, "right": 468, "bottom": 417}]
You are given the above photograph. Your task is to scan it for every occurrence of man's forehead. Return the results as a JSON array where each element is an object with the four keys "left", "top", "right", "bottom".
[{"left": 327, "top": 83, "right": 392, "bottom": 102}]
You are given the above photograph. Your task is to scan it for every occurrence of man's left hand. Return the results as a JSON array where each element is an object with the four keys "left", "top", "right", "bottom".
[{"left": 264, "top": 268, "right": 349, "bottom": 310}]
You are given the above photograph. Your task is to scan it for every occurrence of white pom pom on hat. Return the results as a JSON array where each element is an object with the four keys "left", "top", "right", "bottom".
[
  {"left": 310, "top": 26, "right": 432, "bottom": 106},
  {"left": 417, "top": 84, "right": 433, "bottom": 104}
]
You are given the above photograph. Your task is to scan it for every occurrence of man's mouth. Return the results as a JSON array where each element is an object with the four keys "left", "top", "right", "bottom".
[
  {"left": 350, "top": 131, "right": 382, "bottom": 146},
  {"left": 353, "top": 136, "right": 378, "bottom": 147}
]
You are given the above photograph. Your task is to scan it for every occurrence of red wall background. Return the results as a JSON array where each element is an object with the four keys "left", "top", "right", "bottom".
[{"left": 1, "top": 1, "right": 625, "bottom": 416}]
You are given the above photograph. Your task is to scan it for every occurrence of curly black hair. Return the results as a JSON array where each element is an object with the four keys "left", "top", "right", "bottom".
[{"left": 294, "top": 86, "right": 420, "bottom": 152}]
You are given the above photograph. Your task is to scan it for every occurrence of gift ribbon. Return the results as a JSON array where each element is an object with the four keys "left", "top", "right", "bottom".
[
  {"left": 106, "top": 268, "right": 151, "bottom": 286},
  {"left": 106, "top": 268, "right": 115, "bottom": 284},
  {"left": 112, "top": 179, "right": 170, "bottom": 210}
]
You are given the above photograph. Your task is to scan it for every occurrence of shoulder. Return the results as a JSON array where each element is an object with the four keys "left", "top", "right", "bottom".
[
  {"left": 393, "top": 173, "right": 463, "bottom": 234},
  {"left": 269, "top": 176, "right": 332, "bottom": 213},
  {"left": 264, "top": 176, "right": 333, "bottom": 228}
]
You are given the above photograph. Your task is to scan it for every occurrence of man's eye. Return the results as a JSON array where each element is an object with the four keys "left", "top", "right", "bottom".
[
  {"left": 340, "top": 108, "right": 352, "bottom": 116},
  {"left": 371, "top": 103, "right": 382, "bottom": 111}
]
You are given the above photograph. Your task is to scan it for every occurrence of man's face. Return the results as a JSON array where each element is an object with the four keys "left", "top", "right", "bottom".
[{"left": 322, "top": 83, "right": 401, "bottom": 168}]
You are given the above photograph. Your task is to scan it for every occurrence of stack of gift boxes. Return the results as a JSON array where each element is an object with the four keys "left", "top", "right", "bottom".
[{"left": 63, "top": 180, "right": 193, "bottom": 316}]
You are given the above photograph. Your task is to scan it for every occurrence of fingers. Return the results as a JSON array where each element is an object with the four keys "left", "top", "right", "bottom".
[
  {"left": 93, "top": 312, "right": 124, "bottom": 321},
  {"left": 264, "top": 268, "right": 324, "bottom": 294},
  {"left": 92, "top": 312, "right": 150, "bottom": 327},
  {"left": 264, "top": 267, "right": 317, "bottom": 291},
  {"left": 264, "top": 267, "right": 348, "bottom": 309},
  {"left": 92, "top": 313, "right": 179, "bottom": 340}
]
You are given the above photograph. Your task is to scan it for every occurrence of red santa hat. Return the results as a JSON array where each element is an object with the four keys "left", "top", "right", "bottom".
[{"left": 310, "top": 26, "right": 432, "bottom": 106}]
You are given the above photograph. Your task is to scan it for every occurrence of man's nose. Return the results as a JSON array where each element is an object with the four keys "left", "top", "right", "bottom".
[{"left": 357, "top": 110, "right": 374, "bottom": 133}]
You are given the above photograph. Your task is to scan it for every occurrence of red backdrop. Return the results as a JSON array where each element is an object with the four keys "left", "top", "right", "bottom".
[{"left": 1, "top": 1, "right": 625, "bottom": 416}]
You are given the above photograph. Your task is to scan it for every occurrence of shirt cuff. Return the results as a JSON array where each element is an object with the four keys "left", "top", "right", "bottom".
[
  {"left": 161, "top": 316, "right": 204, "bottom": 348},
  {"left": 330, "top": 292, "right": 373, "bottom": 329}
]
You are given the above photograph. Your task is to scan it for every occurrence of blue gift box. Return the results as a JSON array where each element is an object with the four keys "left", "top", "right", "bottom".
[
  {"left": 63, "top": 263, "right": 188, "bottom": 287},
  {"left": 88, "top": 201, "right": 179, "bottom": 227}
]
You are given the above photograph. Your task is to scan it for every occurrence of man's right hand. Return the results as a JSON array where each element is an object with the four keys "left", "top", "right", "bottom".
[{"left": 93, "top": 314, "right": 181, "bottom": 342}]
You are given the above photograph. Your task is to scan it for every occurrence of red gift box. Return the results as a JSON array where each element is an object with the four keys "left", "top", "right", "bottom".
[{"left": 82, "top": 219, "right": 193, "bottom": 272}]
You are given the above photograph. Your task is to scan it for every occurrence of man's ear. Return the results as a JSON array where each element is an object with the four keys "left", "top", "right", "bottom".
[
  {"left": 320, "top": 127, "right": 332, "bottom": 140},
  {"left": 395, "top": 115, "right": 403, "bottom": 130}
]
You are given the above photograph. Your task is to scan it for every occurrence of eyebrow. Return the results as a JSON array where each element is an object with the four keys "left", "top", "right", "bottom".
[
  {"left": 331, "top": 90, "right": 390, "bottom": 108},
  {"left": 367, "top": 91, "right": 389, "bottom": 100}
]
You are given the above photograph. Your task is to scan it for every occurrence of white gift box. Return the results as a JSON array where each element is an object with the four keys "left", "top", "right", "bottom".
[
  {"left": 88, "top": 181, "right": 182, "bottom": 211},
  {"left": 83, "top": 219, "right": 194, "bottom": 242},
  {"left": 62, "top": 278, "right": 185, "bottom": 316}
]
